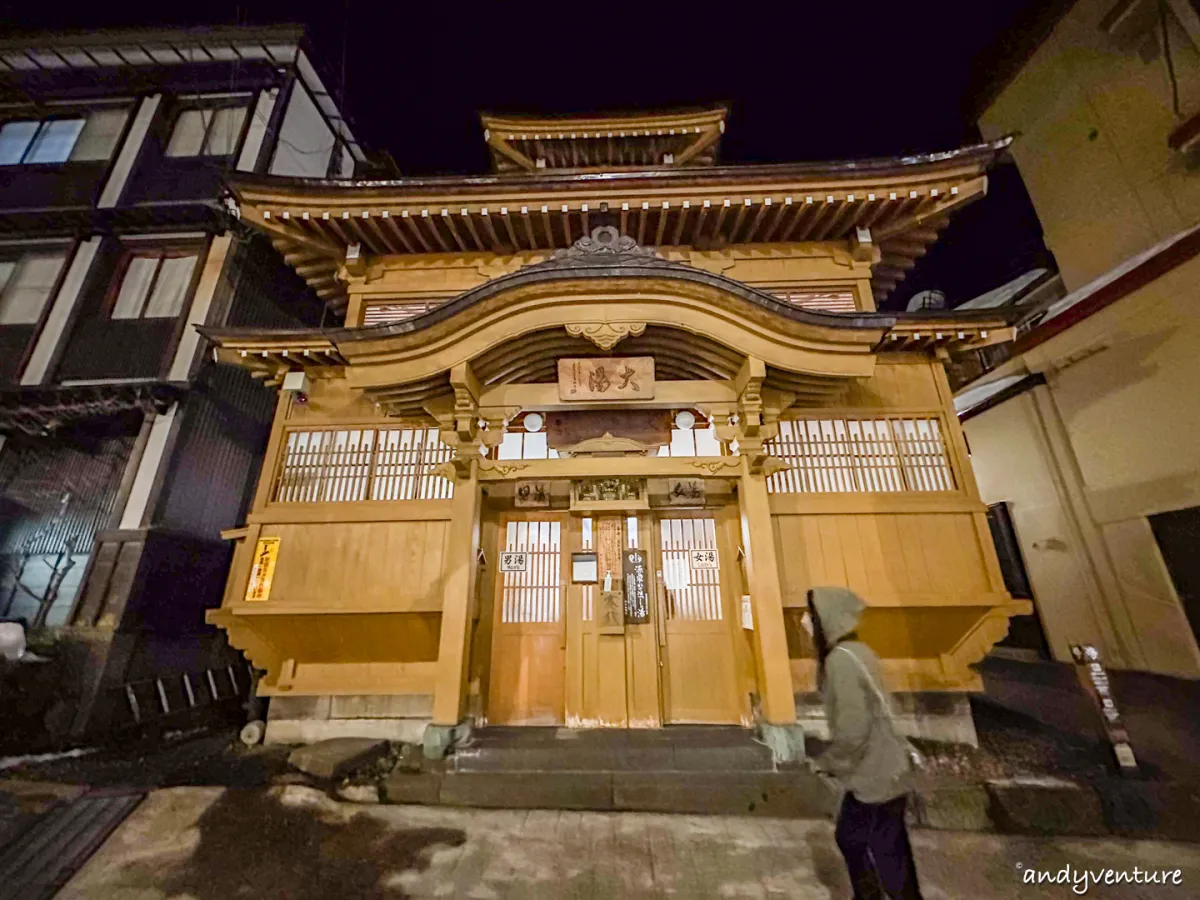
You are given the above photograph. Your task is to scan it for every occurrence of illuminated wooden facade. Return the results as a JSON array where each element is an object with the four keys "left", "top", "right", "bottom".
[{"left": 205, "top": 110, "right": 1029, "bottom": 743}]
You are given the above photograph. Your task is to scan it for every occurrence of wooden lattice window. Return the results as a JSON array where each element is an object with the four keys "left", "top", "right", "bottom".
[
  {"left": 764, "top": 417, "right": 956, "bottom": 493},
  {"left": 272, "top": 427, "right": 454, "bottom": 503},
  {"left": 659, "top": 518, "right": 723, "bottom": 621},
  {"left": 500, "top": 520, "right": 562, "bottom": 624}
]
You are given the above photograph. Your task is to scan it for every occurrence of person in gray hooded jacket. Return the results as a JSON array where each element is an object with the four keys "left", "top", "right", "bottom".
[{"left": 806, "top": 586, "right": 924, "bottom": 900}]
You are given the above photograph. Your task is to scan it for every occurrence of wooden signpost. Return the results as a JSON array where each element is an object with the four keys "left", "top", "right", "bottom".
[{"left": 1069, "top": 643, "right": 1138, "bottom": 774}]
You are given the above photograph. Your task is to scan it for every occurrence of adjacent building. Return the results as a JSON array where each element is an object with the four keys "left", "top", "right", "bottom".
[
  {"left": 955, "top": 0, "right": 1200, "bottom": 676},
  {"left": 0, "top": 25, "right": 368, "bottom": 737},
  {"left": 203, "top": 108, "right": 1026, "bottom": 748}
]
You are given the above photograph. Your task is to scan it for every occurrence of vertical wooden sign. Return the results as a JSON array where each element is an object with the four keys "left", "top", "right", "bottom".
[
  {"left": 622, "top": 549, "right": 649, "bottom": 623},
  {"left": 245, "top": 537, "right": 280, "bottom": 603}
]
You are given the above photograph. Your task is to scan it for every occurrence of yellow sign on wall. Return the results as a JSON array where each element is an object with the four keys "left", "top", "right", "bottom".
[{"left": 245, "top": 537, "right": 280, "bottom": 603}]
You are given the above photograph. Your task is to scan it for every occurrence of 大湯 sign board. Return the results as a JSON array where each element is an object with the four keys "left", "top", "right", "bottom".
[{"left": 558, "top": 357, "right": 655, "bottom": 401}]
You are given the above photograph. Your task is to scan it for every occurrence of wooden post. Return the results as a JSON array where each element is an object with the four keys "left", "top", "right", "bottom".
[
  {"left": 737, "top": 458, "right": 797, "bottom": 725},
  {"left": 432, "top": 457, "right": 482, "bottom": 725}
]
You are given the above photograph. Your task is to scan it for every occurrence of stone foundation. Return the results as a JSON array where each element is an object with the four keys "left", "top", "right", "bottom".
[
  {"left": 264, "top": 694, "right": 432, "bottom": 745},
  {"left": 794, "top": 691, "right": 978, "bottom": 746}
]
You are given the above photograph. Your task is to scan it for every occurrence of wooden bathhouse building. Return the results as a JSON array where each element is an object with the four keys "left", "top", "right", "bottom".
[{"left": 205, "top": 108, "right": 1029, "bottom": 748}]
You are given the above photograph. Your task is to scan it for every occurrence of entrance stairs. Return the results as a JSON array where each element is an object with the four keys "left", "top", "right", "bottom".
[{"left": 385, "top": 727, "right": 838, "bottom": 817}]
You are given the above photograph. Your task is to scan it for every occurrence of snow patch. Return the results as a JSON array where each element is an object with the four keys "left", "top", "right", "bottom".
[{"left": 0, "top": 747, "right": 96, "bottom": 771}]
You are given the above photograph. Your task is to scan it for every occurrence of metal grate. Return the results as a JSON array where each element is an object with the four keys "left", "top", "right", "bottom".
[
  {"left": 500, "top": 520, "right": 562, "bottom": 624},
  {"left": 272, "top": 427, "right": 453, "bottom": 503},
  {"left": 765, "top": 417, "right": 955, "bottom": 493},
  {"left": 0, "top": 792, "right": 143, "bottom": 900},
  {"left": 659, "top": 518, "right": 722, "bottom": 622}
]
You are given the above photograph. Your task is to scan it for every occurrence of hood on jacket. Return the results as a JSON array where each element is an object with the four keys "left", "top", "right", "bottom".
[{"left": 809, "top": 586, "right": 865, "bottom": 644}]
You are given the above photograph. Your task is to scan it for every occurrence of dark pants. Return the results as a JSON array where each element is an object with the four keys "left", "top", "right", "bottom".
[{"left": 834, "top": 792, "right": 924, "bottom": 900}]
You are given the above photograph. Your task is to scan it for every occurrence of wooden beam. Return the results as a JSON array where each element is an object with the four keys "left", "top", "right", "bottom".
[
  {"left": 672, "top": 124, "right": 722, "bottom": 166},
  {"left": 636, "top": 203, "right": 648, "bottom": 245},
  {"left": 815, "top": 198, "right": 863, "bottom": 241},
  {"left": 795, "top": 198, "right": 838, "bottom": 241},
  {"left": 519, "top": 206, "right": 538, "bottom": 249},
  {"left": 874, "top": 177, "right": 986, "bottom": 242},
  {"left": 730, "top": 199, "right": 752, "bottom": 244},
  {"left": 402, "top": 211, "right": 434, "bottom": 252},
  {"left": 743, "top": 198, "right": 771, "bottom": 242},
  {"left": 480, "top": 209, "right": 504, "bottom": 252},
  {"left": 654, "top": 202, "right": 670, "bottom": 246},
  {"left": 363, "top": 215, "right": 398, "bottom": 253},
  {"left": 486, "top": 132, "right": 536, "bottom": 171},
  {"left": 711, "top": 199, "right": 731, "bottom": 244},
  {"left": 761, "top": 197, "right": 791, "bottom": 242},
  {"left": 259, "top": 215, "right": 340, "bottom": 256},
  {"left": 382, "top": 213, "right": 417, "bottom": 253},
  {"left": 500, "top": 207, "right": 521, "bottom": 250},
  {"left": 539, "top": 206, "right": 555, "bottom": 248},
  {"left": 462, "top": 209, "right": 486, "bottom": 252},
  {"left": 777, "top": 198, "right": 810, "bottom": 241},
  {"left": 421, "top": 210, "right": 450, "bottom": 252},
  {"left": 441, "top": 210, "right": 468, "bottom": 252},
  {"left": 560, "top": 205, "right": 573, "bottom": 245}
]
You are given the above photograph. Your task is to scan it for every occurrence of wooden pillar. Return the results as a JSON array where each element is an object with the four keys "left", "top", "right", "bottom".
[
  {"left": 432, "top": 458, "right": 482, "bottom": 725},
  {"left": 738, "top": 460, "right": 797, "bottom": 725}
]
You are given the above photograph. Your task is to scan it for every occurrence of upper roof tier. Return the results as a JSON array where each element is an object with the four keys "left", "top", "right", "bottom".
[
  {"left": 480, "top": 108, "right": 728, "bottom": 172},
  {"left": 229, "top": 135, "right": 1013, "bottom": 313}
]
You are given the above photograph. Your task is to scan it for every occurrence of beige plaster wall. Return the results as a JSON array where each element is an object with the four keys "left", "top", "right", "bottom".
[
  {"left": 964, "top": 266, "right": 1200, "bottom": 676},
  {"left": 979, "top": 0, "right": 1200, "bottom": 290}
]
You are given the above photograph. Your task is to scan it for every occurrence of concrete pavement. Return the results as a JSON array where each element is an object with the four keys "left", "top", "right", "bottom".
[{"left": 58, "top": 786, "right": 1200, "bottom": 898}]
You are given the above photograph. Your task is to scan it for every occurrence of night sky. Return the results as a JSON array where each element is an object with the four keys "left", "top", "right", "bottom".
[{"left": 0, "top": 0, "right": 1054, "bottom": 310}]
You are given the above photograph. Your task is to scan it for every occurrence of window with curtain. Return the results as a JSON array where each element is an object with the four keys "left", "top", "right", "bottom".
[
  {"left": 0, "top": 108, "right": 129, "bottom": 165},
  {"left": 165, "top": 105, "right": 249, "bottom": 158},
  {"left": 0, "top": 252, "right": 67, "bottom": 325},
  {"left": 109, "top": 250, "right": 199, "bottom": 320}
]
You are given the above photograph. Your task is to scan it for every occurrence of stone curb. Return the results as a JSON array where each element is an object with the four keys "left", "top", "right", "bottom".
[
  {"left": 375, "top": 770, "right": 1200, "bottom": 843},
  {"left": 912, "top": 779, "right": 1200, "bottom": 844}
]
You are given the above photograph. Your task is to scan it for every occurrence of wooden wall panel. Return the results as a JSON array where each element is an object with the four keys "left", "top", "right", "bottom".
[
  {"left": 261, "top": 520, "right": 451, "bottom": 611},
  {"left": 772, "top": 511, "right": 999, "bottom": 609},
  {"left": 841, "top": 360, "right": 942, "bottom": 409}
]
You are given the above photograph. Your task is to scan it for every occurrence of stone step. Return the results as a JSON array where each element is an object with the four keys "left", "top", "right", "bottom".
[
  {"left": 454, "top": 726, "right": 776, "bottom": 774},
  {"left": 383, "top": 769, "right": 838, "bottom": 818}
]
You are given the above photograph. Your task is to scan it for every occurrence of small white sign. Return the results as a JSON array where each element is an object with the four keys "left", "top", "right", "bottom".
[
  {"left": 500, "top": 551, "right": 529, "bottom": 573},
  {"left": 689, "top": 548, "right": 719, "bottom": 569},
  {"left": 741, "top": 594, "right": 754, "bottom": 630}
]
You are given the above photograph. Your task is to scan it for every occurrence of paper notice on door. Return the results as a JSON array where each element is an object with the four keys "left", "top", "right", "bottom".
[{"left": 663, "top": 558, "right": 690, "bottom": 591}]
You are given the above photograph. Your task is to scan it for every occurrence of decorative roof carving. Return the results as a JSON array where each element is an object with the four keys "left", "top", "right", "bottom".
[
  {"left": 529, "top": 227, "right": 669, "bottom": 271},
  {"left": 564, "top": 321, "right": 647, "bottom": 351}
]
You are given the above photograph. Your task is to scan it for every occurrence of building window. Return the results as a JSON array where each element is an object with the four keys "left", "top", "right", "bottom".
[
  {"left": 109, "top": 250, "right": 199, "bottom": 320},
  {"left": 0, "top": 252, "right": 67, "bottom": 324},
  {"left": 657, "top": 424, "right": 724, "bottom": 457},
  {"left": 273, "top": 427, "right": 454, "bottom": 503},
  {"left": 0, "top": 109, "right": 128, "bottom": 165},
  {"left": 765, "top": 417, "right": 956, "bottom": 493},
  {"left": 496, "top": 430, "right": 559, "bottom": 460},
  {"left": 166, "top": 105, "right": 249, "bottom": 158}
]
